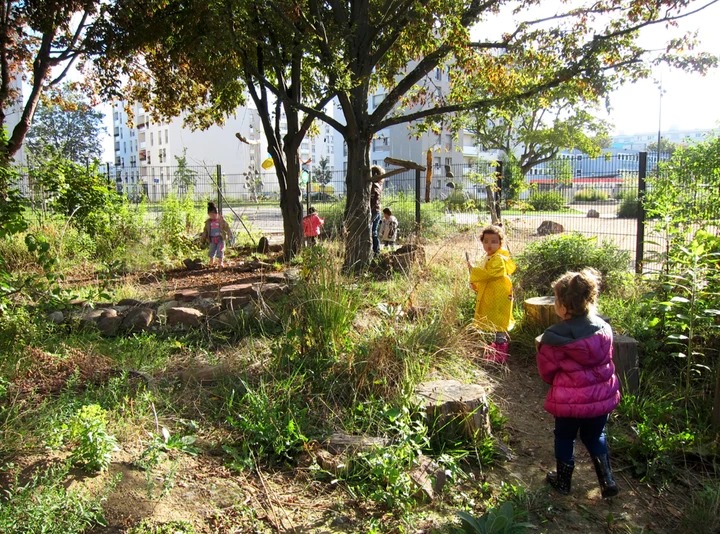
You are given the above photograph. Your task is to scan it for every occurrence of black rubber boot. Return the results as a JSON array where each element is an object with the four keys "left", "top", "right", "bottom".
[
  {"left": 546, "top": 460, "right": 574, "bottom": 495},
  {"left": 592, "top": 454, "right": 619, "bottom": 498}
]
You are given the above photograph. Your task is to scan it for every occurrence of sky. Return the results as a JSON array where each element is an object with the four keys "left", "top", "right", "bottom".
[{"left": 601, "top": 1, "right": 720, "bottom": 134}]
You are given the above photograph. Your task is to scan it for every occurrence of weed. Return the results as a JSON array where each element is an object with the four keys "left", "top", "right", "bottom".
[
  {"left": 223, "top": 378, "right": 309, "bottom": 469},
  {"left": 66, "top": 404, "right": 119, "bottom": 472},
  {"left": 126, "top": 519, "right": 197, "bottom": 534},
  {"left": 0, "top": 462, "right": 117, "bottom": 533},
  {"left": 678, "top": 482, "right": 720, "bottom": 533},
  {"left": 457, "top": 501, "right": 534, "bottom": 533}
]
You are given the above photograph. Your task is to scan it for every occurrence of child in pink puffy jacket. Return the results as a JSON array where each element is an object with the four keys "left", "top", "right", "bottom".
[
  {"left": 537, "top": 268, "right": 620, "bottom": 499},
  {"left": 302, "top": 206, "right": 324, "bottom": 247}
]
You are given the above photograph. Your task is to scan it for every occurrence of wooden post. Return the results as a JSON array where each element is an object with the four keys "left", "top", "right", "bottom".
[
  {"left": 524, "top": 296, "right": 561, "bottom": 330},
  {"left": 535, "top": 333, "right": 640, "bottom": 394}
]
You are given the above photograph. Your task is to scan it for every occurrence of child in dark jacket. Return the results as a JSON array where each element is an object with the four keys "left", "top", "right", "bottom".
[{"left": 537, "top": 268, "right": 620, "bottom": 498}]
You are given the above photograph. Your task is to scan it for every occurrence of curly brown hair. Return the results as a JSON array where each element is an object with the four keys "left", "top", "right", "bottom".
[{"left": 552, "top": 268, "right": 601, "bottom": 317}]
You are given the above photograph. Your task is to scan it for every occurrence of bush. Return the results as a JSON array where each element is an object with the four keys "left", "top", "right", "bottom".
[
  {"left": 515, "top": 233, "right": 631, "bottom": 295},
  {"left": 617, "top": 197, "right": 640, "bottom": 219},
  {"left": 574, "top": 188, "right": 609, "bottom": 202},
  {"left": 527, "top": 191, "right": 566, "bottom": 211}
]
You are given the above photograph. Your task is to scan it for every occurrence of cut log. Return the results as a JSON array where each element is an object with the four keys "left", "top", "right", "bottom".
[
  {"left": 524, "top": 296, "right": 561, "bottom": 331},
  {"left": 613, "top": 335, "right": 639, "bottom": 394},
  {"left": 535, "top": 333, "right": 639, "bottom": 394},
  {"left": 415, "top": 380, "right": 492, "bottom": 445}
]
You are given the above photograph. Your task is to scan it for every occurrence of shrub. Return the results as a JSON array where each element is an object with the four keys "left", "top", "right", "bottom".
[
  {"left": 617, "top": 196, "right": 640, "bottom": 219},
  {"left": 515, "top": 233, "right": 631, "bottom": 295},
  {"left": 527, "top": 191, "right": 565, "bottom": 211},
  {"left": 574, "top": 188, "right": 609, "bottom": 202}
]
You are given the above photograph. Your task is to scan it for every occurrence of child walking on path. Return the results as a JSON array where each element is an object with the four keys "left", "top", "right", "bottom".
[
  {"left": 201, "top": 202, "right": 233, "bottom": 268},
  {"left": 466, "top": 225, "right": 516, "bottom": 363},
  {"left": 378, "top": 207, "right": 398, "bottom": 249},
  {"left": 302, "top": 206, "right": 325, "bottom": 246},
  {"left": 537, "top": 268, "right": 620, "bottom": 498}
]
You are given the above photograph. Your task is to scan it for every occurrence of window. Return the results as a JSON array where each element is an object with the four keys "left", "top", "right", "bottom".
[
  {"left": 435, "top": 67, "right": 442, "bottom": 80},
  {"left": 575, "top": 169, "right": 582, "bottom": 177},
  {"left": 445, "top": 157, "right": 453, "bottom": 167},
  {"left": 372, "top": 93, "right": 385, "bottom": 107},
  {"left": 165, "top": 130, "right": 169, "bottom": 143},
  {"left": 150, "top": 133, "right": 154, "bottom": 146}
]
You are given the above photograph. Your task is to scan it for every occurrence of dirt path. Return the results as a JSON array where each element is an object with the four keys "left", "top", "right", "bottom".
[{"left": 485, "top": 357, "right": 677, "bottom": 533}]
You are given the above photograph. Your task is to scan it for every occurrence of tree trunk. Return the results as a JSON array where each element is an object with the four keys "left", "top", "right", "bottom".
[
  {"left": 342, "top": 137, "right": 373, "bottom": 271},
  {"left": 280, "top": 146, "right": 303, "bottom": 261}
]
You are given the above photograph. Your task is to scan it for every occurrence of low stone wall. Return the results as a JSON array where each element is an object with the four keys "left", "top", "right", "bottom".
[{"left": 48, "top": 273, "right": 294, "bottom": 337}]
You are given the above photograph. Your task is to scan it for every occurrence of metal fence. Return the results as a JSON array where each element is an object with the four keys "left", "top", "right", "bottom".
[{"left": 17, "top": 152, "right": 671, "bottom": 270}]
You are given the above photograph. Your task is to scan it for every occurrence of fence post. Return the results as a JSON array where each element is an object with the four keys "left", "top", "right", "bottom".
[
  {"left": 635, "top": 152, "right": 647, "bottom": 273},
  {"left": 216, "top": 164, "right": 223, "bottom": 215},
  {"left": 415, "top": 168, "right": 421, "bottom": 228}
]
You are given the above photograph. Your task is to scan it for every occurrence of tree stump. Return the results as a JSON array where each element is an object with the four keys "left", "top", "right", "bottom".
[
  {"left": 534, "top": 334, "right": 639, "bottom": 394},
  {"left": 524, "top": 296, "right": 561, "bottom": 331},
  {"left": 613, "top": 335, "right": 639, "bottom": 394},
  {"left": 414, "top": 380, "right": 492, "bottom": 445}
]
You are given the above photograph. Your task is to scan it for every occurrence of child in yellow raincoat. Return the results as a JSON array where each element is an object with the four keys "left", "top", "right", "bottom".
[{"left": 467, "top": 225, "right": 516, "bottom": 363}]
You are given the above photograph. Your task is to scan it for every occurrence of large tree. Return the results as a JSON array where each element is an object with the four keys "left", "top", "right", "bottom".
[
  {"left": 466, "top": 95, "right": 611, "bottom": 183},
  {"left": 287, "top": 0, "right": 716, "bottom": 269},
  {"left": 26, "top": 83, "right": 105, "bottom": 164},
  {"left": 91, "top": 0, "right": 333, "bottom": 259},
  {"left": 0, "top": 0, "right": 101, "bottom": 173},
  {"left": 92, "top": 0, "right": 716, "bottom": 269}
]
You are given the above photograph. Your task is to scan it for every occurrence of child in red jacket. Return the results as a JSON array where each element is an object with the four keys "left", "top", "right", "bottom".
[
  {"left": 537, "top": 268, "right": 620, "bottom": 498},
  {"left": 302, "top": 206, "right": 324, "bottom": 247}
]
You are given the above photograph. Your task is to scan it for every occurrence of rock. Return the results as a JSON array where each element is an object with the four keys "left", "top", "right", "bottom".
[
  {"left": 175, "top": 289, "right": 200, "bottom": 302},
  {"left": 97, "top": 315, "right": 123, "bottom": 337},
  {"left": 587, "top": 209, "right": 600, "bottom": 218},
  {"left": 325, "top": 432, "right": 389, "bottom": 455},
  {"left": 166, "top": 307, "right": 205, "bottom": 328},
  {"left": 208, "top": 310, "right": 240, "bottom": 330},
  {"left": 410, "top": 455, "right": 447, "bottom": 501},
  {"left": 314, "top": 449, "right": 346, "bottom": 474},
  {"left": 537, "top": 220, "right": 565, "bottom": 236},
  {"left": 256, "top": 282, "right": 289, "bottom": 301},
  {"left": 121, "top": 307, "right": 155, "bottom": 332},
  {"left": 284, "top": 267, "right": 302, "bottom": 283},
  {"left": 222, "top": 296, "right": 253, "bottom": 311},
  {"left": 189, "top": 297, "right": 218, "bottom": 313},
  {"left": 80, "top": 308, "right": 105, "bottom": 325},
  {"left": 47, "top": 311, "right": 64, "bottom": 324},
  {"left": 218, "top": 283, "right": 255, "bottom": 298},
  {"left": 116, "top": 298, "right": 143, "bottom": 307}
]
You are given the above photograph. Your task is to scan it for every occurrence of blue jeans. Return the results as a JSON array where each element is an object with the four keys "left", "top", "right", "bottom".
[
  {"left": 554, "top": 414, "right": 609, "bottom": 464},
  {"left": 371, "top": 211, "right": 381, "bottom": 254}
]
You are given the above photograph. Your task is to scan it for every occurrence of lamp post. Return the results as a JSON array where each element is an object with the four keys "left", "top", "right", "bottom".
[{"left": 656, "top": 77, "right": 664, "bottom": 176}]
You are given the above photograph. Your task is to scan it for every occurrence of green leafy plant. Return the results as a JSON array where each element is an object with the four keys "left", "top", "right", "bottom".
[
  {"left": 515, "top": 233, "right": 630, "bottom": 296},
  {"left": 458, "top": 501, "right": 534, "bottom": 533},
  {"left": 527, "top": 191, "right": 566, "bottom": 211},
  {"left": 66, "top": 404, "right": 118, "bottom": 472},
  {"left": 223, "top": 378, "right": 308, "bottom": 469},
  {"left": 127, "top": 519, "right": 197, "bottom": 534},
  {"left": 617, "top": 196, "right": 639, "bottom": 218},
  {"left": 0, "top": 463, "right": 116, "bottom": 533},
  {"left": 573, "top": 188, "right": 609, "bottom": 202}
]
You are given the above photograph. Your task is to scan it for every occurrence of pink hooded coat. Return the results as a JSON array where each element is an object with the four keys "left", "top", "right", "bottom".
[
  {"left": 303, "top": 213, "right": 324, "bottom": 237},
  {"left": 537, "top": 314, "right": 620, "bottom": 418}
]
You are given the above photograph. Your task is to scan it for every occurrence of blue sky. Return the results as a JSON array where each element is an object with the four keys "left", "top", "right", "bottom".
[{"left": 603, "top": 0, "right": 720, "bottom": 134}]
